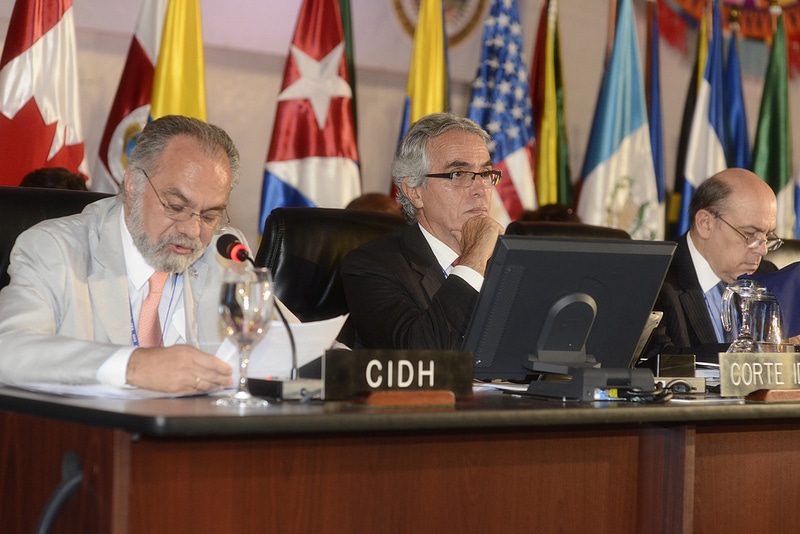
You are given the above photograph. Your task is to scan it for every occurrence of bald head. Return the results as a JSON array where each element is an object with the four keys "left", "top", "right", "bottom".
[{"left": 689, "top": 168, "right": 778, "bottom": 282}]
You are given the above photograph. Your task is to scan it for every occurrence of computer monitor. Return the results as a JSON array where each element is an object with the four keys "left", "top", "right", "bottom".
[{"left": 465, "top": 236, "right": 675, "bottom": 384}]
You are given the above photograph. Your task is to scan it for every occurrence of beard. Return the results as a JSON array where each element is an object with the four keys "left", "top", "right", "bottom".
[{"left": 127, "top": 197, "right": 206, "bottom": 273}]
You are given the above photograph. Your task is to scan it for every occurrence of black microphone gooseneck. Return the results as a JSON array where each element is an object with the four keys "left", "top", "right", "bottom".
[{"left": 215, "top": 234, "right": 297, "bottom": 378}]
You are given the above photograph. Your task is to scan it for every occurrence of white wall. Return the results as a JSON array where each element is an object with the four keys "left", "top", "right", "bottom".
[{"left": 0, "top": 0, "right": 796, "bottom": 248}]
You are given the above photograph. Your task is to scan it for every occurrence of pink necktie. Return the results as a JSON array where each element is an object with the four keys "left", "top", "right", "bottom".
[{"left": 138, "top": 272, "right": 169, "bottom": 348}]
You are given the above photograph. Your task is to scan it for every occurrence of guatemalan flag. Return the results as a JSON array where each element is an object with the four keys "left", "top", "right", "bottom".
[
  {"left": 0, "top": 0, "right": 86, "bottom": 187},
  {"left": 93, "top": 0, "right": 167, "bottom": 193},
  {"left": 576, "top": 0, "right": 660, "bottom": 240},
  {"left": 259, "top": 0, "right": 360, "bottom": 233},
  {"left": 467, "top": 0, "right": 536, "bottom": 226},
  {"left": 675, "top": 0, "right": 727, "bottom": 237}
]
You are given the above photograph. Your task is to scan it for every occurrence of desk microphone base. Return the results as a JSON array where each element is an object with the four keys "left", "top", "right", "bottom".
[{"left": 248, "top": 378, "right": 322, "bottom": 401}]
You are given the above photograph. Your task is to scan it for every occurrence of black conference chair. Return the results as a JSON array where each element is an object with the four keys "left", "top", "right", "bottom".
[
  {"left": 505, "top": 220, "right": 632, "bottom": 239},
  {"left": 0, "top": 186, "right": 112, "bottom": 289},
  {"left": 255, "top": 207, "right": 407, "bottom": 346},
  {"left": 765, "top": 239, "right": 800, "bottom": 269}
]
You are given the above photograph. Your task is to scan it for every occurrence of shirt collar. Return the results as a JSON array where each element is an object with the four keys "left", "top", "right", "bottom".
[
  {"left": 418, "top": 223, "right": 459, "bottom": 272},
  {"left": 687, "top": 232, "right": 721, "bottom": 293},
  {"left": 120, "top": 209, "right": 157, "bottom": 291}
]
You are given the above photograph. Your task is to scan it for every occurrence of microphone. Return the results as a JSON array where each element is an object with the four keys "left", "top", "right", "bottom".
[{"left": 216, "top": 234, "right": 254, "bottom": 265}]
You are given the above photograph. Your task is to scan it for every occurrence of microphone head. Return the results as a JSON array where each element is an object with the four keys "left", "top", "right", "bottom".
[{"left": 216, "top": 234, "right": 250, "bottom": 263}]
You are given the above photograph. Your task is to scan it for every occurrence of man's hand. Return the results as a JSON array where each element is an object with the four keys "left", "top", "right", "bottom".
[
  {"left": 458, "top": 216, "right": 504, "bottom": 276},
  {"left": 126, "top": 345, "right": 233, "bottom": 394}
]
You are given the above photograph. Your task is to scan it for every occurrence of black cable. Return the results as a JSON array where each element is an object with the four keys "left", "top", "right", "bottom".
[
  {"left": 274, "top": 303, "right": 298, "bottom": 380},
  {"left": 36, "top": 451, "right": 83, "bottom": 534}
]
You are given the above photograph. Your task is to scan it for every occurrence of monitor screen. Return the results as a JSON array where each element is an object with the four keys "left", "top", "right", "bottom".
[{"left": 465, "top": 236, "right": 675, "bottom": 381}]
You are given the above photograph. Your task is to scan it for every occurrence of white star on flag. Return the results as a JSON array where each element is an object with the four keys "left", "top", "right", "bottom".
[{"left": 278, "top": 42, "right": 351, "bottom": 129}]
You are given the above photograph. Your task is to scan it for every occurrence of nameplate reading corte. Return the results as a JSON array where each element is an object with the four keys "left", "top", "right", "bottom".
[
  {"left": 720, "top": 352, "right": 800, "bottom": 397},
  {"left": 322, "top": 349, "right": 473, "bottom": 400}
]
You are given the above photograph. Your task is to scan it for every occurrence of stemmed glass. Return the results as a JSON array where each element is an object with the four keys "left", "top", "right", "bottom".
[{"left": 214, "top": 266, "right": 274, "bottom": 407}]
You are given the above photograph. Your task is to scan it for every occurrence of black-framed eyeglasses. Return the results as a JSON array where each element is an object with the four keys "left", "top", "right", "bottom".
[
  {"left": 715, "top": 213, "right": 783, "bottom": 252},
  {"left": 424, "top": 170, "right": 502, "bottom": 188},
  {"left": 138, "top": 168, "right": 229, "bottom": 229}
]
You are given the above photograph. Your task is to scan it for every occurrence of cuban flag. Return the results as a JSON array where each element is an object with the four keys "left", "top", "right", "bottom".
[
  {"left": 259, "top": 0, "right": 360, "bottom": 233},
  {"left": 94, "top": 0, "right": 167, "bottom": 193},
  {"left": 467, "top": 0, "right": 536, "bottom": 226},
  {"left": 0, "top": 0, "right": 86, "bottom": 187},
  {"left": 675, "top": 0, "right": 726, "bottom": 237},
  {"left": 576, "top": 0, "right": 660, "bottom": 240}
]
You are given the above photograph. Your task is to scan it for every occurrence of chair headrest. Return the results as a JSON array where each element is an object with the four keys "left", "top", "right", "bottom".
[{"left": 505, "top": 220, "right": 631, "bottom": 240}]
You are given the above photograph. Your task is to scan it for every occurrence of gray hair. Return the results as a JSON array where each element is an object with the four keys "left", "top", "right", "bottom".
[
  {"left": 119, "top": 115, "right": 240, "bottom": 201},
  {"left": 392, "top": 112, "right": 491, "bottom": 222},
  {"left": 688, "top": 175, "right": 732, "bottom": 228}
]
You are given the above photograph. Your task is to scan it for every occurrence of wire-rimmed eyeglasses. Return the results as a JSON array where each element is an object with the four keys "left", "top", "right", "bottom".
[
  {"left": 715, "top": 214, "right": 783, "bottom": 252},
  {"left": 138, "top": 167, "right": 229, "bottom": 228},
  {"left": 424, "top": 170, "right": 502, "bottom": 188}
]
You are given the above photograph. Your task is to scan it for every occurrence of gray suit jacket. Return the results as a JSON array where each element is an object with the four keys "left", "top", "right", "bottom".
[{"left": 0, "top": 197, "right": 239, "bottom": 385}]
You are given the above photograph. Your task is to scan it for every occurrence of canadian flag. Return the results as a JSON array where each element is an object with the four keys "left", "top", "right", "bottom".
[{"left": 0, "top": 0, "right": 87, "bottom": 187}]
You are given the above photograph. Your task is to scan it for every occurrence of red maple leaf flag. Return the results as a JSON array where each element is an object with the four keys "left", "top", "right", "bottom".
[{"left": 0, "top": 0, "right": 87, "bottom": 187}]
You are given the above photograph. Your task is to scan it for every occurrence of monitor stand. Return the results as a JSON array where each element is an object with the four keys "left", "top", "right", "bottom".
[{"left": 523, "top": 367, "right": 655, "bottom": 402}]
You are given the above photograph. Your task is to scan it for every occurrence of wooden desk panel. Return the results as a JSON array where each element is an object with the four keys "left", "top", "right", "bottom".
[{"left": 694, "top": 423, "right": 800, "bottom": 533}]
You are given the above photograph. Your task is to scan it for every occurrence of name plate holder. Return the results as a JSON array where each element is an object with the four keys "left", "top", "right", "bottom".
[
  {"left": 322, "top": 349, "right": 473, "bottom": 405},
  {"left": 719, "top": 349, "right": 800, "bottom": 401}
]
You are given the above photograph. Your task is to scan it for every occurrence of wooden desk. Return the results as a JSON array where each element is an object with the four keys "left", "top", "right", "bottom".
[{"left": 2, "top": 387, "right": 800, "bottom": 533}]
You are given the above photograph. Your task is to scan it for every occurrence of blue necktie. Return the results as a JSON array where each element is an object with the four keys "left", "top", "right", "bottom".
[{"left": 706, "top": 281, "right": 734, "bottom": 343}]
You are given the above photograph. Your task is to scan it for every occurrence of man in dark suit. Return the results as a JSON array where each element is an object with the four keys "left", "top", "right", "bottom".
[
  {"left": 644, "top": 168, "right": 780, "bottom": 364},
  {"left": 341, "top": 113, "right": 504, "bottom": 350}
]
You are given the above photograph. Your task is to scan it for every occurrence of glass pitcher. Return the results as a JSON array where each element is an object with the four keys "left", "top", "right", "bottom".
[{"left": 722, "top": 279, "right": 783, "bottom": 353}]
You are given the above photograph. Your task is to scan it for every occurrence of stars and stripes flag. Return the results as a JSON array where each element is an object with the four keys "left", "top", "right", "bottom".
[
  {"left": 0, "top": 0, "right": 86, "bottom": 187},
  {"left": 93, "top": 0, "right": 167, "bottom": 193},
  {"left": 259, "top": 0, "right": 360, "bottom": 233},
  {"left": 467, "top": 0, "right": 536, "bottom": 226},
  {"left": 530, "top": 0, "right": 571, "bottom": 208},
  {"left": 752, "top": 12, "right": 794, "bottom": 238},
  {"left": 675, "top": 0, "right": 727, "bottom": 237},
  {"left": 576, "top": 0, "right": 660, "bottom": 239}
]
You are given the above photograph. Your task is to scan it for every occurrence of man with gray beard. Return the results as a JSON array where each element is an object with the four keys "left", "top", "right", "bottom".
[{"left": 0, "top": 115, "right": 289, "bottom": 394}]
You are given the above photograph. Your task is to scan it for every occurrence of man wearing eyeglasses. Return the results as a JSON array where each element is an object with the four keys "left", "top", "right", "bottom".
[
  {"left": 642, "top": 168, "right": 780, "bottom": 364},
  {"left": 342, "top": 113, "right": 504, "bottom": 350},
  {"left": 0, "top": 115, "right": 291, "bottom": 394}
]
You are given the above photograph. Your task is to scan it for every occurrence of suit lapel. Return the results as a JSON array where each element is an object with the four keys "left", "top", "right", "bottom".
[
  {"left": 403, "top": 225, "right": 445, "bottom": 301},
  {"left": 674, "top": 237, "right": 718, "bottom": 344},
  {"left": 88, "top": 202, "right": 132, "bottom": 344}
]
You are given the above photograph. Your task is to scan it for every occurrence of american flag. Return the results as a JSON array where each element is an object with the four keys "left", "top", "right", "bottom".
[{"left": 466, "top": 0, "right": 537, "bottom": 225}]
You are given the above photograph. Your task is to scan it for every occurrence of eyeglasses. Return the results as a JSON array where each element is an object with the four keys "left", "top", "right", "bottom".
[
  {"left": 424, "top": 170, "right": 502, "bottom": 188},
  {"left": 715, "top": 214, "right": 783, "bottom": 252},
  {"left": 139, "top": 168, "right": 229, "bottom": 228}
]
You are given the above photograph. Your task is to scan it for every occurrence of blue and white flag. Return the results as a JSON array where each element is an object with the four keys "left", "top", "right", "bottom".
[
  {"left": 723, "top": 25, "right": 749, "bottom": 169},
  {"left": 676, "top": 0, "right": 727, "bottom": 236},
  {"left": 647, "top": 1, "right": 666, "bottom": 239},
  {"left": 576, "top": 0, "right": 659, "bottom": 240}
]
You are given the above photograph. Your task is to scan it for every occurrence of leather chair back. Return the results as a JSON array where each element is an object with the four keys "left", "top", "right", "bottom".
[
  {"left": 255, "top": 207, "right": 407, "bottom": 343},
  {"left": 0, "top": 186, "right": 112, "bottom": 289},
  {"left": 505, "top": 220, "right": 632, "bottom": 239},
  {"left": 765, "top": 239, "right": 800, "bottom": 269}
]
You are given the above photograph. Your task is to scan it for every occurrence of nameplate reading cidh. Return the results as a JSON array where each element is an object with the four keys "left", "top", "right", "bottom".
[
  {"left": 720, "top": 352, "right": 800, "bottom": 397},
  {"left": 322, "top": 349, "right": 473, "bottom": 400}
]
